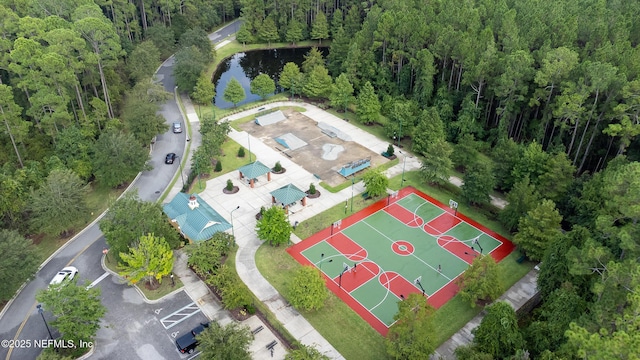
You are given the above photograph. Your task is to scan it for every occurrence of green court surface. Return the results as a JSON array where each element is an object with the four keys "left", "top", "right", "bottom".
[{"left": 288, "top": 187, "right": 515, "bottom": 335}]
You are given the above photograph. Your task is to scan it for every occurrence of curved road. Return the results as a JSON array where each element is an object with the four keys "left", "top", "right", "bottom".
[{"left": 0, "top": 20, "right": 240, "bottom": 360}]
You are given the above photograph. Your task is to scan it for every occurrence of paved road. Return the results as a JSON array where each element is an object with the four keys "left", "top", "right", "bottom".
[{"left": 0, "top": 20, "right": 240, "bottom": 360}]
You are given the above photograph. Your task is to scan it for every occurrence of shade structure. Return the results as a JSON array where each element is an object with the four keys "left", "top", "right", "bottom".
[{"left": 270, "top": 183, "right": 307, "bottom": 209}]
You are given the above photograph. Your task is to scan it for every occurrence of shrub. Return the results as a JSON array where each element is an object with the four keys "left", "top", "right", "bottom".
[
  {"left": 226, "top": 179, "right": 234, "bottom": 191},
  {"left": 237, "top": 147, "right": 245, "bottom": 157},
  {"left": 309, "top": 183, "right": 316, "bottom": 194},
  {"left": 273, "top": 161, "right": 282, "bottom": 172},
  {"left": 386, "top": 143, "right": 395, "bottom": 156},
  {"left": 214, "top": 160, "right": 222, "bottom": 172}
]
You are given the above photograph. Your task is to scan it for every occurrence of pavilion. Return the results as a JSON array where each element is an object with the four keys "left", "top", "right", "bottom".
[
  {"left": 270, "top": 183, "right": 307, "bottom": 214},
  {"left": 238, "top": 161, "right": 271, "bottom": 188}
]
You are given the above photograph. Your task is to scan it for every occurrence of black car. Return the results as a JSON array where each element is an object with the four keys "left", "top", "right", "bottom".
[
  {"left": 176, "top": 322, "right": 210, "bottom": 354},
  {"left": 165, "top": 153, "right": 176, "bottom": 164}
]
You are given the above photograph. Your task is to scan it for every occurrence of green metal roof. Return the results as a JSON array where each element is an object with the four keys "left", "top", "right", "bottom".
[
  {"left": 238, "top": 161, "right": 271, "bottom": 180},
  {"left": 270, "top": 183, "right": 306, "bottom": 206},
  {"left": 163, "top": 193, "right": 231, "bottom": 242}
]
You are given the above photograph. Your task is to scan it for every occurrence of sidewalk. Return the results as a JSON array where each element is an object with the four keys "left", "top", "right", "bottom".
[
  {"left": 431, "top": 268, "right": 539, "bottom": 359},
  {"left": 171, "top": 99, "right": 424, "bottom": 359},
  {"left": 172, "top": 97, "right": 523, "bottom": 359}
]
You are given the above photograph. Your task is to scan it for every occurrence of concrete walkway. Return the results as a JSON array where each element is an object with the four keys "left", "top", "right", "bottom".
[
  {"left": 177, "top": 100, "right": 423, "bottom": 359},
  {"left": 432, "top": 268, "right": 539, "bottom": 359},
  {"left": 171, "top": 96, "right": 530, "bottom": 359}
]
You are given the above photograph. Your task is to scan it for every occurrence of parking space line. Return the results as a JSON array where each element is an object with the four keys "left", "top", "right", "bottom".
[
  {"left": 86, "top": 272, "right": 110, "bottom": 289},
  {"left": 159, "top": 302, "right": 201, "bottom": 329}
]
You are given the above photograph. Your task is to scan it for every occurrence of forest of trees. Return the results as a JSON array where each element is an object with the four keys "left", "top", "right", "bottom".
[
  {"left": 1, "top": 0, "right": 639, "bottom": 358},
  {"left": 235, "top": 0, "right": 640, "bottom": 358},
  {"left": 0, "top": 0, "right": 234, "bottom": 235}
]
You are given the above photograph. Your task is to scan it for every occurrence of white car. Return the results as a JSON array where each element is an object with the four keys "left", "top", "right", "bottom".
[{"left": 49, "top": 266, "right": 78, "bottom": 286}]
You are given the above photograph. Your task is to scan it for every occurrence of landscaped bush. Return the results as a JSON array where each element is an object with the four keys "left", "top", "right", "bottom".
[
  {"left": 386, "top": 143, "right": 395, "bottom": 157},
  {"left": 207, "top": 264, "right": 253, "bottom": 310},
  {"left": 273, "top": 161, "right": 282, "bottom": 172},
  {"left": 237, "top": 147, "right": 245, "bottom": 157},
  {"left": 309, "top": 183, "right": 317, "bottom": 195},
  {"left": 226, "top": 179, "right": 234, "bottom": 191},
  {"left": 215, "top": 160, "right": 222, "bottom": 172},
  {"left": 185, "top": 232, "right": 233, "bottom": 277}
]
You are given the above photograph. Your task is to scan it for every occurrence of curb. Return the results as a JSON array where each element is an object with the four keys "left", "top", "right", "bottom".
[
  {"left": 100, "top": 253, "right": 185, "bottom": 305},
  {"left": 0, "top": 171, "right": 144, "bottom": 322}
]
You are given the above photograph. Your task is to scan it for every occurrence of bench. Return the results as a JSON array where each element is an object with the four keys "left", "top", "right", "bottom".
[
  {"left": 251, "top": 326, "right": 264, "bottom": 335},
  {"left": 266, "top": 340, "right": 277, "bottom": 350}
]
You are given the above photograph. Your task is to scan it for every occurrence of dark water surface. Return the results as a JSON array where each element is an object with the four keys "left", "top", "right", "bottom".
[{"left": 212, "top": 47, "right": 328, "bottom": 109}]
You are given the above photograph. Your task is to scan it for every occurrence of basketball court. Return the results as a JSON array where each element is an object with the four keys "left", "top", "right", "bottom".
[{"left": 287, "top": 187, "right": 515, "bottom": 335}]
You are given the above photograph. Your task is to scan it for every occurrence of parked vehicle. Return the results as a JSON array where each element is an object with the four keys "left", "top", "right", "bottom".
[
  {"left": 175, "top": 322, "right": 210, "bottom": 354},
  {"left": 49, "top": 266, "right": 78, "bottom": 286}
]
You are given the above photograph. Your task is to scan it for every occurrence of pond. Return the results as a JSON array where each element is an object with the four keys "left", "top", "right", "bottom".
[{"left": 212, "top": 47, "right": 328, "bottom": 109}]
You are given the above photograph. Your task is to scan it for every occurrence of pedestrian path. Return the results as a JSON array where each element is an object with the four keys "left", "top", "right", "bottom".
[
  {"left": 172, "top": 95, "right": 523, "bottom": 359},
  {"left": 167, "top": 27, "right": 517, "bottom": 359},
  {"left": 431, "top": 268, "right": 539, "bottom": 359},
  {"left": 186, "top": 99, "right": 421, "bottom": 359}
]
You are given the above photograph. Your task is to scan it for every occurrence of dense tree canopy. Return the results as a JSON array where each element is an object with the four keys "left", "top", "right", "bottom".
[
  {"left": 100, "top": 193, "right": 180, "bottom": 262},
  {"left": 197, "top": 322, "right": 252, "bottom": 360},
  {"left": 0, "top": 229, "right": 39, "bottom": 302},
  {"left": 36, "top": 280, "right": 106, "bottom": 358},
  {"left": 288, "top": 265, "right": 328, "bottom": 311},
  {"left": 256, "top": 206, "right": 291, "bottom": 246},
  {"left": 386, "top": 293, "right": 437, "bottom": 359},
  {"left": 119, "top": 233, "right": 174, "bottom": 287},
  {"left": 28, "top": 169, "right": 89, "bottom": 236}
]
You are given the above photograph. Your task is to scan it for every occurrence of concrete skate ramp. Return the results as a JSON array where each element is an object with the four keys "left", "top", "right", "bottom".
[{"left": 274, "top": 133, "right": 308, "bottom": 150}]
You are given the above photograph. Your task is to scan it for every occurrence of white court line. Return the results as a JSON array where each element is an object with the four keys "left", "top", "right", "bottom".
[
  {"left": 360, "top": 219, "right": 454, "bottom": 282},
  {"left": 86, "top": 272, "right": 110, "bottom": 289}
]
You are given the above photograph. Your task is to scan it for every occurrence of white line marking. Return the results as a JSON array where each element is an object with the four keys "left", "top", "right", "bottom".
[{"left": 86, "top": 272, "right": 110, "bottom": 289}]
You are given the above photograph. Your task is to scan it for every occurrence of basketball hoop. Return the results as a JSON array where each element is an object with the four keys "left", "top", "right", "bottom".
[{"left": 449, "top": 199, "right": 459, "bottom": 216}]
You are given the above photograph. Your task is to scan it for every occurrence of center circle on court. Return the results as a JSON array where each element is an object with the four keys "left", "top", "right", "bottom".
[{"left": 392, "top": 240, "right": 414, "bottom": 256}]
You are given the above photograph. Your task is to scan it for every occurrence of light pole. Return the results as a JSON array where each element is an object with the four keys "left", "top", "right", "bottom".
[
  {"left": 399, "top": 150, "right": 407, "bottom": 185},
  {"left": 36, "top": 304, "right": 53, "bottom": 340},
  {"left": 248, "top": 133, "right": 252, "bottom": 163},
  {"left": 350, "top": 176, "right": 355, "bottom": 213},
  {"left": 230, "top": 206, "right": 240, "bottom": 246}
]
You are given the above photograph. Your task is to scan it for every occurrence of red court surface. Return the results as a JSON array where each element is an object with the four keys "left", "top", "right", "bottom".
[{"left": 288, "top": 186, "right": 515, "bottom": 335}]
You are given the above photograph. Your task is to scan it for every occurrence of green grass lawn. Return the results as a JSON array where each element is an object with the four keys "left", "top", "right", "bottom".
[
  {"left": 256, "top": 244, "right": 389, "bottom": 360},
  {"left": 257, "top": 172, "right": 531, "bottom": 359},
  {"left": 186, "top": 138, "right": 256, "bottom": 193}
]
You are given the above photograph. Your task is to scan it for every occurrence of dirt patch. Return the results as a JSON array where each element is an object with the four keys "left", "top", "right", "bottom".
[{"left": 240, "top": 109, "right": 388, "bottom": 186}]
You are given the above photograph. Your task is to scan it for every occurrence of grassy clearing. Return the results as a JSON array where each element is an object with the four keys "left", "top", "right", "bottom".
[
  {"left": 256, "top": 244, "right": 388, "bottom": 360},
  {"left": 186, "top": 138, "right": 257, "bottom": 193},
  {"left": 431, "top": 251, "right": 534, "bottom": 344},
  {"left": 256, "top": 171, "right": 528, "bottom": 359},
  {"left": 225, "top": 246, "right": 298, "bottom": 348}
]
